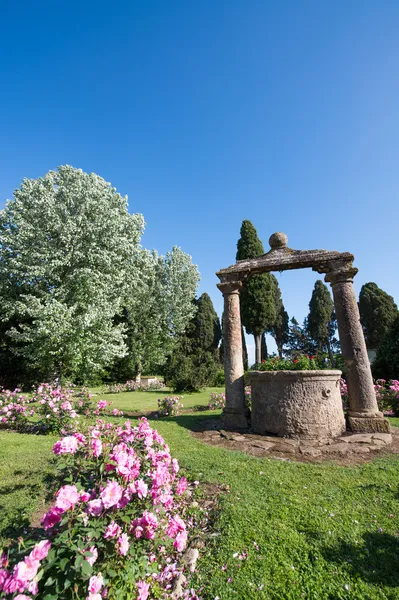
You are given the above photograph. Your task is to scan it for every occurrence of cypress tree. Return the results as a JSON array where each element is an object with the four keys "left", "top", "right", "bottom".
[
  {"left": 373, "top": 314, "right": 399, "bottom": 379},
  {"left": 190, "top": 293, "right": 221, "bottom": 352},
  {"left": 236, "top": 220, "right": 276, "bottom": 364},
  {"left": 307, "top": 280, "right": 335, "bottom": 363},
  {"left": 164, "top": 293, "right": 221, "bottom": 392},
  {"left": 286, "top": 317, "right": 313, "bottom": 357},
  {"left": 270, "top": 275, "right": 289, "bottom": 358},
  {"left": 359, "top": 282, "right": 398, "bottom": 350}
]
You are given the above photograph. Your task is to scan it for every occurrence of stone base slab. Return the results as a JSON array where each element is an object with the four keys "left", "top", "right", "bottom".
[
  {"left": 220, "top": 411, "right": 250, "bottom": 431},
  {"left": 348, "top": 415, "right": 390, "bottom": 434}
]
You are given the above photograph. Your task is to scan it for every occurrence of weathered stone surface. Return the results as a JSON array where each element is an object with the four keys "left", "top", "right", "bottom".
[
  {"left": 249, "top": 370, "right": 345, "bottom": 440},
  {"left": 348, "top": 416, "right": 390, "bottom": 434},
  {"left": 220, "top": 412, "right": 249, "bottom": 431},
  {"left": 217, "top": 281, "right": 249, "bottom": 430},
  {"left": 372, "top": 433, "right": 393, "bottom": 444},
  {"left": 326, "top": 266, "right": 383, "bottom": 428},
  {"left": 251, "top": 441, "right": 276, "bottom": 450},
  {"left": 272, "top": 443, "right": 297, "bottom": 454},
  {"left": 351, "top": 446, "right": 371, "bottom": 454},
  {"left": 322, "top": 443, "right": 350, "bottom": 455},
  {"left": 217, "top": 244, "right": 354, "bottom": 278},
  {"left": 338, "top": 434, "right": 373, "bottom": 444},
  {"left": 299, "top": 446, "right": 322, "bottom": 457}
]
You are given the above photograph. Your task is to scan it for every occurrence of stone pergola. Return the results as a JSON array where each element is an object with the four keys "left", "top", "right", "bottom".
[{"left": 216, "top": 232, "right": 389, "bottom": 434}]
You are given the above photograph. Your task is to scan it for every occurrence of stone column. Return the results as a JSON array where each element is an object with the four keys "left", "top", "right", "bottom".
[
  {"left": 325, "top": 265, "right": 390, "bottom": 433},
  {"left": 217, "top": 280, "right": 249, "bottom": 430}
]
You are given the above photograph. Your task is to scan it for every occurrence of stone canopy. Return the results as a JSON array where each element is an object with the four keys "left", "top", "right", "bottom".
[
  {"left": 216, "top": 232, "right": 390, "bottom": 435},
  {"left": 217, "top": 231, "right": 355, "bottom": 281}
]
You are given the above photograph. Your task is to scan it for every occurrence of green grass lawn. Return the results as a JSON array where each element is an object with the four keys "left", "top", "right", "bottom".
[
  {"left": 1, "top": 388, "right": 399, "bottom": 599},
  {"left": 91, "top": 386, "right": 220, "bottom": 413}
]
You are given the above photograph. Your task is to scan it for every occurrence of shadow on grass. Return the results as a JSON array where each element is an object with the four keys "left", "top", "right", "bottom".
[
  {"left": 321, "top": 532, "right": 399, "bottom": 587},
  {"left": 170, "top": 413, "right": 221, "bottom": 433}
]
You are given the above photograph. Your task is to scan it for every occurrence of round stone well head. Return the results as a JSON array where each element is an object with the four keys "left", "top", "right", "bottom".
[{"left": 248, "top": 370, "right": 345, "bottom": 440}]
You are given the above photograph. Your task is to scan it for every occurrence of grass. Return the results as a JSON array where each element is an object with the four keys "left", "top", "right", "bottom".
[
  {"left": 1, "top": 387, "right": 399, "bottom": 599},
  {"left": 0, "top": 431, "right": 57, "bottom": 544},
  {"left": 91, "top": 386, "right": 220, "bottom": 413}
]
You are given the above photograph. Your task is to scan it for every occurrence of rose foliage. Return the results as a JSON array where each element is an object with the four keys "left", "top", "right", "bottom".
[{"left": 0, "top": 418, "right": 200, "bottom": 599}]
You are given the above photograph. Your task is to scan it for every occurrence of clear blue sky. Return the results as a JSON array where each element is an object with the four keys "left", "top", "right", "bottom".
[{"left": 1, "top": 1, "right": 398, "bottom": 360}]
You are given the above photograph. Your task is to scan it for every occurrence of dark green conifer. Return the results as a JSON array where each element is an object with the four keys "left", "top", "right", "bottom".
[{"left": 359, "top": 282, "right": 398, "bottom": 350}]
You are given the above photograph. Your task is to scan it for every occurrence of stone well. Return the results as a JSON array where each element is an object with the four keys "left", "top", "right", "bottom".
[{"left": 249, "top": 370, "right": 346, "bottom": 440}]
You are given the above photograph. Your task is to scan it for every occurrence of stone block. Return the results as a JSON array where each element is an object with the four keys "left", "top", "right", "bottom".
[
  {"left": 220, "top": 412, "right": 249, "bottom": 431},
  {"left": 338, "top": 434, "right": 373, "bottom": 444},
  {"left": 348, "top": 416, "right": 390, "bottom": 434},
  {"left": 372, "top": 433, "right": 393, "bottom": 444},
  {"left": 322, "top": 443, "right": 350, "bottom": 455}
]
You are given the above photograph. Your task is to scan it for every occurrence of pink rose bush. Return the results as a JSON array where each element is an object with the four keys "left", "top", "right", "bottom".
[
  {"left": 103, "top": 379, "right": 165, "bottom": 394},
  {"left": 0, "top": 418, "right": 201, "bottom": 599},
  {"left": 0, "top": 384, "right": 110, "bottom": 434},
  {"left": 340, "top": 377, "right": 399, "bottom": 415},
  {"left": 0, "top": 388, "right": 33, "bottom": 429},
  {"left": 157, "top": 396, "right": 183, "bottom": 417},
  {"left": 208, "top": 392, "right": 225, "bottom": 411}
]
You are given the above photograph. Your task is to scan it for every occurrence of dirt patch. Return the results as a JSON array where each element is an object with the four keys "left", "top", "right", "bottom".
[{"left": 192, "top": 420, "right": 399, "bottom": 466}]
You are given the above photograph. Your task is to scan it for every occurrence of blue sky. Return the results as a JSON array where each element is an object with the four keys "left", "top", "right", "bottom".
[{"left": 1, "top": 1, "right": 398, "bottom": 361}]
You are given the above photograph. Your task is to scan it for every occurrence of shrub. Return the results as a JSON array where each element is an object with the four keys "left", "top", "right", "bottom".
[
  {"left": 214, "top": 369, "right": 225, "bottom": 386},
  {"left": 0, "top": 418, "right": 200, "bottom": 599},
  {"left": 208, "top": 392, "right": 225, "bottom": 410},
  {"left": 157, "top": 396, "right": 183, "bottom": 417},
  {"left": 0, "top": 388, "right": 33, "bottom": 430},
  {"left": 373, "top": 314, "right": 399, "bottom": 380},
  {"left": 103, "top": 380, "right": 165, "bottom": 394},
  {"left": 256, "top": 354, "right": 321, "bottom": 371},
  {"left": 339, "top": 377, "right": 399, "bottom": 416},
  {"left": 164, "top": 350, "right": 218, "bottom": 393},
  {"left": 0, "top": 383, "right": 108, "bottom": 435}
]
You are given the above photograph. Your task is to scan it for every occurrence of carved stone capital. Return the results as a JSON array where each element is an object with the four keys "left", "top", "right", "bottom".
[
  {"left": 217, "top": 280, "right": 242, "bottom": 295},
  {"left": 324, "top": 265, "right": 358, "bottom": 285}
]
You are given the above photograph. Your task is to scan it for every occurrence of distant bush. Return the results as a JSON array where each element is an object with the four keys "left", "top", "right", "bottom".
[
  {"left": 164, "top": 350, "right": 218, "bottom": 393},
  {"left": 214, "top": 369, "right": 225, "bottom": 386}
]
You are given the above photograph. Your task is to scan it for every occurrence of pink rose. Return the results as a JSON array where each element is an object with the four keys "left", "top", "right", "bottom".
[
  {"left": 55, "top": 485, "right": 80, "bottom": 512},
  {"left": 31, "top": 540, "right": 51, "bottom": 561},
  {"left": 41, "top": 507, "right": 62, "bottom": 530},
  {"left": 117, "top": 533, "right": 129, "bottom": 556},
  {"left": 104, "top": 521, "right": 122, "bottom": 539},
  {"left": 137, "top": 580, "right": 150, "bottom": 600},
  {"left": 91, "top": 439, "right": 102, "bottom": 458},
  {"left": 176, "top": 476, "right": 188, "bottom": 495},
  {"left": 87, "top": 499, "right": 103, "bottom": 517},
  {"left": 88, "top": 573, "right": 104, "bottom": 594},
  {"left": 174, "top": 530, "right": 187, "bottom": 552},
  {"left": 85, "top": 546, "right": 98, "bottom": 566},
  {"left": 100, "top": 481, "right": 123, "bottom": 510},
  {"left": 53, "top": 436, "right": 79, "bottom": 455},
  {"left": 136, "top": 479, "right": 148, "bottom": 499}
]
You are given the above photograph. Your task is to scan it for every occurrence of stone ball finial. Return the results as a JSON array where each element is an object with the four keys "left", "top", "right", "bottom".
[{"left": 269, "top": 232, "right": 288, "bottom": 249}]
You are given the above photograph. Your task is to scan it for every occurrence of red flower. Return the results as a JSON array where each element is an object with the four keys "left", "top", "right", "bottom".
[{"left": 293, "top": 359, "right": 298, "bottom": 364}]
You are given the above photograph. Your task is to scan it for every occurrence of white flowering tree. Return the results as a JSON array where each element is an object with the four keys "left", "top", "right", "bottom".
[
  {"left": 0, "top": 166, "right": 144, "bottom": 382},
  {"left": 115, "top": 246, "right": 200, "bottom": 379}
]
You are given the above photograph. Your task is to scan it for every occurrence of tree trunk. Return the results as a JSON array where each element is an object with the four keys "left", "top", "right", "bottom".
[
  {"left": 135, "top": 362, "right": 142, "bottom": 383},
  {"left": 241, "top": 326, "right": 248, "bottom": 371},
  {"left": 327, "top": 339, "right": 335, "bottom": 368},
  {"left": 255, "top": 333, "right": 262, "bottom": 365},
  {"left": 277, "top": 342, "right": 283, "bottom": 359},
  {"left": 261, "top": 333, "right": 268, "bottom": 361}
]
